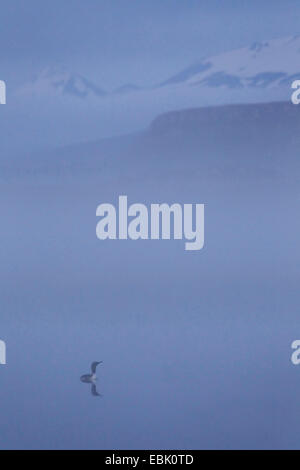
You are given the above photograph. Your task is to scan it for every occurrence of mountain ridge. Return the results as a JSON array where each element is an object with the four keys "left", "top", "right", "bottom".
[{"left": 15, "top": 35, "right": 300, "bottom": 101}]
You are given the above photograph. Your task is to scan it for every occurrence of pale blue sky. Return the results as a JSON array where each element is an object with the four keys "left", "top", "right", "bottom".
[{"left": 2, "top": 0, "right": 300, "bottom": 88}]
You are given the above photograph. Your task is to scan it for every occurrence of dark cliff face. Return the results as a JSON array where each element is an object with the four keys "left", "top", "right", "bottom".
[
  {"left": 4, "top": 100, "right": 300, "bottom": 185},
  {"left": 149, "top": 101, "right": 298, "bottom": 137},
  {"left": 146, "top": 101, "right": 300, "bottom": 181}
]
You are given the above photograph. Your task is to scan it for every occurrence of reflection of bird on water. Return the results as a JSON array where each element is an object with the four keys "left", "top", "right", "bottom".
[{"left": 80, "top": 361, "right": 103, "bottom": 397}]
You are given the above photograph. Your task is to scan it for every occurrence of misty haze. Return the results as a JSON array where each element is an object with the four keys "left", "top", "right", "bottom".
[{"left": 0, "top": 0, "right": 300, "bottom": 451}]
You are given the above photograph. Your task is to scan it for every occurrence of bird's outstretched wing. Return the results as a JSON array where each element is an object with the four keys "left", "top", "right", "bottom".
[
  {"left": 91, "top": 383, "right": 101, "bottom": 397},
  {"left": 91, "top": 361, "right": 102, "bottom": 374}
]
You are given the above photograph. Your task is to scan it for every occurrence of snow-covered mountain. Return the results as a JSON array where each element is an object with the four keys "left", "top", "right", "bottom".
[
  {"left": 16, "top": 35, "right": 300, "bottom": 101},
  {"left": 16, "top": 66, "right": 144, "bottom": 99},
  {"left": 5, "top": 35, "right": 300, "bottom": 155},
  {"left": 158, "top": 35, "right": 300, "bottom": 90},
  {"left": 17, "top": 67, "right": 107, "bottom": 98}
]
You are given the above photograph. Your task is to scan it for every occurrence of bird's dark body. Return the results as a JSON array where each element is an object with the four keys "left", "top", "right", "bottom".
[
  {"left": 80, "top": 361, "right": 103, "bottom": 396},
  {"left": 80, "top": 374, "right": 93, "bottom": 383}
]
